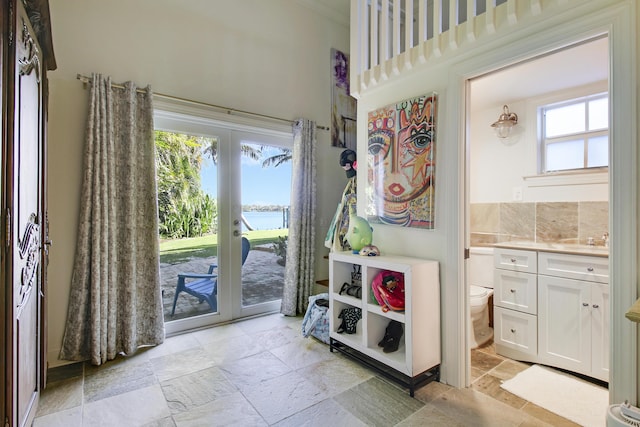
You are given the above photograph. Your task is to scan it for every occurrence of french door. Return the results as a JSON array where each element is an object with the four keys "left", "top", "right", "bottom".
[{"left": 155, "top": 104, "right": 293, "bottom": 334}]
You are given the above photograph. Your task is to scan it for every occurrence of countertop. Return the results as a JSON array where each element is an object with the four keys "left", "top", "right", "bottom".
[{"left": 493, "top": 241, "right": 609, "bottom": 258}]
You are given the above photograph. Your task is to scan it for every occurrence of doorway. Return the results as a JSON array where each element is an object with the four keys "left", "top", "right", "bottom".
[
  {"left": 154, "top": 105, "right": 293, "bottom": 335},
  {"left": 465, "top": 36, "right": 610, "bottom": 389}
]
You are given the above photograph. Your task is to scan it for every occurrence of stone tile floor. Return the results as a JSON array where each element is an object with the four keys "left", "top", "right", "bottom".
[
  {"left": 161, "top": 245, "right": 285, "bottom": 321},
  {"left": 34, "top": 313, "right": 587, "bottom": 426}
]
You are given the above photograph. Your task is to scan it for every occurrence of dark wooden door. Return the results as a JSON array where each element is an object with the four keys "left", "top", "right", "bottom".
[{"left": 5, "top": 1, "right": 47, "bottom": 425}]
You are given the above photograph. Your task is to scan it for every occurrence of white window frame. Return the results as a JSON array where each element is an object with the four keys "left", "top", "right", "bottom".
[
  {"left": 540, "top": 92, "right": 609, "bottom": 173},
  {"left": 523, "top": 81, "right": 609, "bottom": 188}
]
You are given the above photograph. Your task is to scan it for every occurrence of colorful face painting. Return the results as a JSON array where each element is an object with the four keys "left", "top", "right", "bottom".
[{"left": 366, "top": 94, "right": 437, "bottom": 229}]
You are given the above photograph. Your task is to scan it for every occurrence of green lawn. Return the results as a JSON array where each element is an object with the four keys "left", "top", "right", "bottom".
[{"left": 159, "top": 229, "right": 288, "bottom": 264}]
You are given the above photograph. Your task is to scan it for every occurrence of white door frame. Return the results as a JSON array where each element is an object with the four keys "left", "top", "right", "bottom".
[{"left": 453, "top": 3, "right": 637, "bottom": 404}]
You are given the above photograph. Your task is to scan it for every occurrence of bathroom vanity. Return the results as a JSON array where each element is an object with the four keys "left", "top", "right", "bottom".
[{"left": 492, "top": 242, "right": 609, "bottom": 382}]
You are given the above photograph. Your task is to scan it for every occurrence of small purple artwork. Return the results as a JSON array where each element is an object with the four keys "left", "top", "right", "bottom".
[{"left": 331, "top": 48, "right": 357, "bottom": 150}]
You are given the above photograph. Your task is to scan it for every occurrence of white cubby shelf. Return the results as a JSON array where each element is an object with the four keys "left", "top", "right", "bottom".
[{"left": 328, "top": 251, "right": 441, "bottom": 396}]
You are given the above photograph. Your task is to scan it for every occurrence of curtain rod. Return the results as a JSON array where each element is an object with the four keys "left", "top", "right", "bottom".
[{"left": 76, "top": 74, "right": 329, "bottom": 131}]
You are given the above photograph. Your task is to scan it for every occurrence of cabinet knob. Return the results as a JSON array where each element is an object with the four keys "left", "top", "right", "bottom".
[
  {"left": 593, "top": 304, "right": 599, "bottom": 308},
  {"left": 582, "top": 302, "right": 589, "bottom": 307},
  {"left": 510, "top": 289, "right": 516, "bottom": 293},
  {"left": 510, "top": 258, "right": 516, "bottom": 263},
  {"left": 510, "top": 328, "right": 516, "bottom": 333},
  {"left": 587, "top": 267, "right": 594, "bottom": 272}
]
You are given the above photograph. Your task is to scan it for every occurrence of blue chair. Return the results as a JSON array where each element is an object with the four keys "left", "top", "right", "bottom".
[{"left": 171, "top": 237, "right": 251, "bottom": 315}]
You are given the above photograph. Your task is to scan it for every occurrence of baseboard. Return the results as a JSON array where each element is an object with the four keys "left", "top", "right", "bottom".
[{"left": 47, "top": 348, "right": 74, "bottom": 369}]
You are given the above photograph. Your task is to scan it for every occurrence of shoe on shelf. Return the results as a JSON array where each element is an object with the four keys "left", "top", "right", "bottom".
[{"left": 380, "top": 320, "right": 403, "bottom": 353}]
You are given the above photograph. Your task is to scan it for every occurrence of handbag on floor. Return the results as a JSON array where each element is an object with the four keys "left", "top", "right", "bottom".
[{"left": 301, "top": 293, "right": 330, "bottom": 344}]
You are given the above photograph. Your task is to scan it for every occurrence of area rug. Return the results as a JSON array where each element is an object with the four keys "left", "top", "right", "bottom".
[{"left": 500, "top": 364, "right": 608, "bottom": 427}]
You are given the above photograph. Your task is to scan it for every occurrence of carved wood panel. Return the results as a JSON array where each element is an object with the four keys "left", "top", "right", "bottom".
[{"left": 11, "top": 2, "right": 44, "bottom": 426}]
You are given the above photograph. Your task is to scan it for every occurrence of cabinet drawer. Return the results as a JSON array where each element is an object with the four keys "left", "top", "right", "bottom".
[
  {"left": 494, "top": 248, "right": 537, "bottom": 273},
  {"left": 494, "top": 270, "right": 537, "bottom": 315},
  {"left": 538, "top": 252, "right": 609, "bottom": 284},
  {"left": 494, "top": 307, "right": 537, "bottom": 356}
]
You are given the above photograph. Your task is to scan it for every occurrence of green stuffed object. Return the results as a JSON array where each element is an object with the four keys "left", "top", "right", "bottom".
[{"left": 346, "top": 212, "right": 373, "bottom": 254}]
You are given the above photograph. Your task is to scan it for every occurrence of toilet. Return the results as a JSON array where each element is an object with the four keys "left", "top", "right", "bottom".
[{"left": 469, "top": 247, "right": 494, "bottom": 349}]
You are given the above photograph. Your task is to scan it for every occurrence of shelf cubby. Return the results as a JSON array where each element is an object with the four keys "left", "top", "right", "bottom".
[
  {"left": 331, "top": 299, "right": 364, "bottom": 345},
  {"left": 328, "top": 251, "right": 441, "bottom": 396}
]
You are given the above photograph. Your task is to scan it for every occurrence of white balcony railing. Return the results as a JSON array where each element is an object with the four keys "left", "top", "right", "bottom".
[{"left": 350, "top": 0, "right": 575, "bottom": 96}]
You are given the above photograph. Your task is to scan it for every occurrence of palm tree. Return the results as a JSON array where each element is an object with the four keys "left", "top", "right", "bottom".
[
  {"left": 202, "top": 137, "right": 262, "bottom": 164},
  {"left": 155, "top": 131, "right": 208, "bottom": 237},
  {"left": 261, "top": 148, "right": 292, "bottom": 168}
]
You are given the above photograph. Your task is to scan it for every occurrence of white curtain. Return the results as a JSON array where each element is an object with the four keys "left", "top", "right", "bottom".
[
  {"left": 281, "top": 119, "right": 317, "bottom": 316},
  {"left": 60, "top": 74, "right": 164, "bottom": 365}
]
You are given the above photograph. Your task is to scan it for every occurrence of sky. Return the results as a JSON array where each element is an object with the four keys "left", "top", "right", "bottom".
[{"left": 200, "top": 146, "right": 292, "bottom": 206}]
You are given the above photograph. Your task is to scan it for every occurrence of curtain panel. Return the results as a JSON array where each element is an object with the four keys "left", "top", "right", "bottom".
[
  {"left": 281, "top": 118, "right": 317, "bottom": 316},
  {"left": 60, "top": 74, "right": 164, "bottom": 365}
]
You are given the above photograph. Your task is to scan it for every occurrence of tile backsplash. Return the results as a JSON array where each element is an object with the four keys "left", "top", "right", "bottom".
[{"left": 470, "top": 201, "right": 609, "bottom": 247}]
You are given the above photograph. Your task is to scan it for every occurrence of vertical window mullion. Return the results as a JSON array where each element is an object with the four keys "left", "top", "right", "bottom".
[{"left": 584, "top": 101, "right": 589, "bottom": 167}]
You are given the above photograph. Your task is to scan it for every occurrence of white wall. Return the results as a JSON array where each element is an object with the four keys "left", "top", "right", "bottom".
[
  {"left": 470, "top": 87, "right": 609, "bottom": 204},
  {"left": 46, "top": 0, "right": 349, "bottom": 366},
  {"left": 469, "top": 99, "right": 532, "bottom": 203}
]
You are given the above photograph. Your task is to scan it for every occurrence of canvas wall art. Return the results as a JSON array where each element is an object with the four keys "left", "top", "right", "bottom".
[
  {"left": 331, "top": 48, "right": 357, "bottom": 150},
  {"left": 366, "top": 94, "right": 437, "bottom": 229}
]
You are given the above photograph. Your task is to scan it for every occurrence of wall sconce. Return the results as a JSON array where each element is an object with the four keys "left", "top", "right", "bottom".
[{"left": 491, "top": 105, "right": 518, "bottom": 139}]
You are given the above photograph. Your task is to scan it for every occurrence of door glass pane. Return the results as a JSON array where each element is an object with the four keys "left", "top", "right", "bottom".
[
  {"left": 587, "top": 135, "right": 609, "bottom": 167},
  {"left": 156, "top": 130, "right": 220, "bottom": 322},
  {"left": 240, "top": 142, "right": 289, "bottom": 308},
  {"left": 546, "top": 139, "right": 584, "bottom": 171},
  {"left": 545, "top": 103, "right": 585, "bottom": 137}
]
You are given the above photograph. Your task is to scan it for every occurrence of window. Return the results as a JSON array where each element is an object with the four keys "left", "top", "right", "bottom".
[{"left": 540, "top": 93, "right": 609, "bottom": 173}]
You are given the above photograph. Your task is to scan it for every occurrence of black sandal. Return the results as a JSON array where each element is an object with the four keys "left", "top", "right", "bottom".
[
  {"left": 339, "top": 282, "right": 362, "bottom": 298},
  {"left": 339, "top": 282, "right": 350, "bottom": 295}
]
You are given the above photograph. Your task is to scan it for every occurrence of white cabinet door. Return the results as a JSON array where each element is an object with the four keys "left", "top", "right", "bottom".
[
  {"left": 591, "top": 283, "right": 610, "bottom": 382},
  {"left": 538, "top": 275, "right": 591, "bottom": 374}
]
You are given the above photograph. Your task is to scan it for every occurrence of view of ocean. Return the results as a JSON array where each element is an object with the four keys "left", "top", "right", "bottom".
[{"left": 242, "top": 210, "right": 288, "bottom": 231}]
